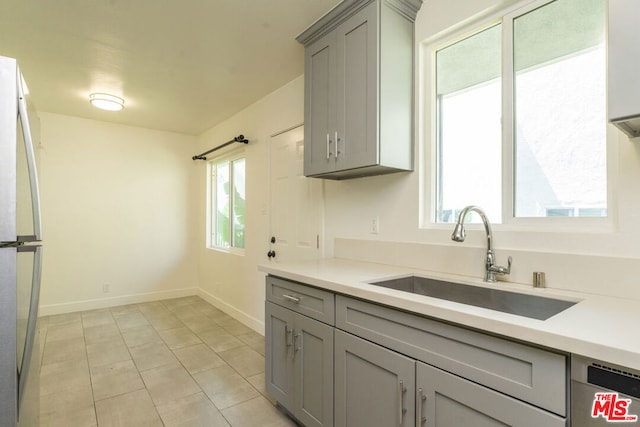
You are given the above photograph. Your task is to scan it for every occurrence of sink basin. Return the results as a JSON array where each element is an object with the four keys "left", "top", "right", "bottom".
[{"left": 368, "top": 276, "right": 577, "bottom": 320}]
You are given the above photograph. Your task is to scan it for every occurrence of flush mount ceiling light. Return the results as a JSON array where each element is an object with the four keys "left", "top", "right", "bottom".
[{"left": 89, "top": 93, "right": 125, "bottom": 111}]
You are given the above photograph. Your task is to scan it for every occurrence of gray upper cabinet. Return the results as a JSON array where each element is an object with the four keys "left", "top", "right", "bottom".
[
  {"left": 608, "top": 0, "right": 640, "bottom": 137},
  {"left": 297, "top": 0, "right": 422, "bottom": 179},
  {"left": 305, "top": 30, "right": 336, "bottom": 177}
]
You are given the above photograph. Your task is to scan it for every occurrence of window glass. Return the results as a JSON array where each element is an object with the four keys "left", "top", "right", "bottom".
[
  {"left": 435, "top": 24, "right": 502, "bottom": 223},
  {"left": 431, "top": 0, "right": 607, "bottom": 225},
  {"left": 232, "top": 159, "right": 246, "bottom": 248},
  {"left": 513, "top": 0, "right": 606, "bottom": 217},
  {"left": 208, "top": 154, "right": 246, "bottom": 251},
  {"left": 215, "top": 162, "right": 230, "bottom": 247}
]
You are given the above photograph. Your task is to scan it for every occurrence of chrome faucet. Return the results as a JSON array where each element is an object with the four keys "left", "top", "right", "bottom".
[{"left": 451, "top": 205, "right": 512, "bottom": 283}]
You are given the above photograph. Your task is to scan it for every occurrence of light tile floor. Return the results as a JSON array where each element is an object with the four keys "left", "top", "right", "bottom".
[{"left": 39, "top": 296, "right": 298, "bottom": 427}]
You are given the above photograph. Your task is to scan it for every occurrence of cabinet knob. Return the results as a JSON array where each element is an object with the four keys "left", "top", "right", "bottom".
[{"left": 267, "top": 250, "right": 276, "bottom": 259}]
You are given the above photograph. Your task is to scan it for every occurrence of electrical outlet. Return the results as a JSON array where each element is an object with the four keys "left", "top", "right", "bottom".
[
  {"left": 370, "top": 216, "right": 380, "bottom": 234},
  {"left": 103, "top": 283, "right": 110, "bottom": 293}
]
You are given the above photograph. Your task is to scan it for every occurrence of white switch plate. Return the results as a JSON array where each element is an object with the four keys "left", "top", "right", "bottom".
[{"left": 370, "top": 216, "right": 379, "bottom": 234}]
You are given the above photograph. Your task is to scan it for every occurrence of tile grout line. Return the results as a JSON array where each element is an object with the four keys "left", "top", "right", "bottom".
[
  {"left": 42, "top": 297, "right": 276, "bottom": 427},
  {"left": 80, "top": 311, "right": 101, "bottom": 427},
  {"left": 154, "top": 298, "right": 272, "bottom": 425},
  {"left": 153, "top": 299, "right": 264, "bottom": 425}
]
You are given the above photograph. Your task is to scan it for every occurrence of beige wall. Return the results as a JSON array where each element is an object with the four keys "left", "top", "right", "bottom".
[
  {"left": 195, "top": 76, "right": 305, "bottom": 333},
  {"left": 38, "top": 113, "right": 199, "bottom": 315}
]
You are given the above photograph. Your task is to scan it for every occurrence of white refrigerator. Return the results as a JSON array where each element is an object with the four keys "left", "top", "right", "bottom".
[{"left": 0, "top": 55, "right": 42, "bottom": 427}]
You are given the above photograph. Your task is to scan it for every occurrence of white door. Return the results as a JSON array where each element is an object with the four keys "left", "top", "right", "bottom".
[{"left": 269, "top": 125, "right": 323, "bottom": 263}]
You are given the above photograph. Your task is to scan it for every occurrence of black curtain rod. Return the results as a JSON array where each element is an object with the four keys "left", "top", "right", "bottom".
[{"left": 192, "top": 134, "right": 249, "bottom": 160}]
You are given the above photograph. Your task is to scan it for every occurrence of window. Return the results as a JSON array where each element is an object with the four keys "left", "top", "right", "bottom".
[
  {"left": 207, "top": 153, "right": 245, "bottom": 252},
  {"left": 428, "top": 0, "right": 607, "bottom": 225}
]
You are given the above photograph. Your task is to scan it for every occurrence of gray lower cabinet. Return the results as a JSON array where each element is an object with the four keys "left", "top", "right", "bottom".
[
  {"left": 336, "top": 295, "right": 567, "bottom": 417},
  {"left": 265, "top": 275, "right": 569, "bottom": 427},
  {"left": 334, "top": 326, "right": 566, "bottom": 427},
  {"left": 416, "top": 362, "right": 566, "bottom": 427},
  {"left": 265, "top": 301, "right": 334, "bottom": 427},
  {"left": 334, "top": 330, "right": 415, "bottom": 427}
]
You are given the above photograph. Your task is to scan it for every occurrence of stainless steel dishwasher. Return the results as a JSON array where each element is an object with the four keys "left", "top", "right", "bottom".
[{"left": 572, "top": 355, "right": 640, "bottom": 425}]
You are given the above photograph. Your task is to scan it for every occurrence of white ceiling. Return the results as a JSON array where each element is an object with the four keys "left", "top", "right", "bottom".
[{"left": 0, "top": 0, "right": 340, "bottom": 135}]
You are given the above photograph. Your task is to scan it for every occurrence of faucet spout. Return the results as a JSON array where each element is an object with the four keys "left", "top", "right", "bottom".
[
  {"left": 451, "top": 205, "right": 510, "bottom": 283},
  {"left": 451, "top": 223, "right": 466, "bottom": 242}
]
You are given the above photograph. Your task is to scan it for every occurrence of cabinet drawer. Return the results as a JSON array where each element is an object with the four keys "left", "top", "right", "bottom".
[
  {"left": 336, "top": 295, "right": 567, "bottom": 416},
  {"left": 266, "top": 276, "right": 335, "bottom": 325}
]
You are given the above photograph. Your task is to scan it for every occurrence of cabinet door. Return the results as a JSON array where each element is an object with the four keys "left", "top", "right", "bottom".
[
  {"left": 608, "top": 0, "right": 640, "bottom": 125},
  {"left": 265, "top": 302, "right": 295, "bottom": 410},
  {"left": 335, "top": 330, "right": 415, "bottom": 427},
  {"left": 304, "top": 30, "right": 337, "bottom": 176},
  {"left": 294, "top": 314, "right": 334, "bottom": 427},
  {"left": 335, "top": 2, "right": 378, "bottom": 171},
  {"left": 416, "top": 362, "right": 566, "bottom": 427}
]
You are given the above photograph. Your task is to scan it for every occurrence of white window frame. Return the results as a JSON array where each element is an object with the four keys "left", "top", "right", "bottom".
[
  {"left": 419, "top": 0, "right": 617, "bottom": 233},
  {"left": 206, "top": 148, "right": 246, "bottom": 255}
]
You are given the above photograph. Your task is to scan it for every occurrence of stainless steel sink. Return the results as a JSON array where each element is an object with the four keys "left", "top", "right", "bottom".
[{"left": 368, "top": 276, "right": 577, "bottom": 320}]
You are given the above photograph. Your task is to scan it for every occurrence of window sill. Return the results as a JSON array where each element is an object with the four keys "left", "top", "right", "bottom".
[{"left": 206, "top": 246, "right": 245, "bottom": 256}]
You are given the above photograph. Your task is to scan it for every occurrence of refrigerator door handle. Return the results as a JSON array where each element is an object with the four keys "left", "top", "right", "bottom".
[
  {"left": 16, "top": 244, "right": 42, "bottom": 414},
  {"left": 16, "top": 67, "right": 42, "bottom": 241}
]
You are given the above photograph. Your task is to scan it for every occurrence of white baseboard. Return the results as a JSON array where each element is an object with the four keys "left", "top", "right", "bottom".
[
  {"left": 197, "top": 288, "right": 265, "bottom": 335},
  {"left": 39, "top": 287, "right": 198, "bottom": 317}
]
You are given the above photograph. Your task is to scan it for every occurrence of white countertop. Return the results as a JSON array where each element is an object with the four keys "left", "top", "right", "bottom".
[{"left": 259, "top": 258, "right": 640, "bottom": 371}]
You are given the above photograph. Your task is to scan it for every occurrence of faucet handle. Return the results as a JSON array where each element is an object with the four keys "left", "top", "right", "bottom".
[
  {"left": 505, "top": 256, "right": 512, "bottom": 275},
  {"left": 489, "top": 256, "right": 512, "bottom": 276}
]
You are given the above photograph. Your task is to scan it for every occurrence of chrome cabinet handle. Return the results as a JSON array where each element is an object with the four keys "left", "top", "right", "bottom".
[
  {"left": 294, "top": 332, "right": 301, "bottom": 353},
  {"left": 398, "top": 380, "right": 407, "bottom": 426},
  {"left": 282, "top": 294, "right": 301, "bottom": 303},
  {"left": 285, "top": 325, "right": 292, "bottom": 348},
  {"left": 326, "top": 133, "right": 333, "bottom": 159},
  {"left": 417, "top": 387, "right": 426, "bottom": 425}
]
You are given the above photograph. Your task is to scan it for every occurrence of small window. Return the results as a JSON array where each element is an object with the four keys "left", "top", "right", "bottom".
[
  {"left": 207, "top": 153, "right": 245, "bottom": 252},
  {"left": 428, "top": 0, "right": 607, "bottom": 225}
]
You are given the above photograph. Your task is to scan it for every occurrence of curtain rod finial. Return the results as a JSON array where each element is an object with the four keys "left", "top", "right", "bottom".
[{"left": 235, "top": 134, "right": 248, "bottom": 143}]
